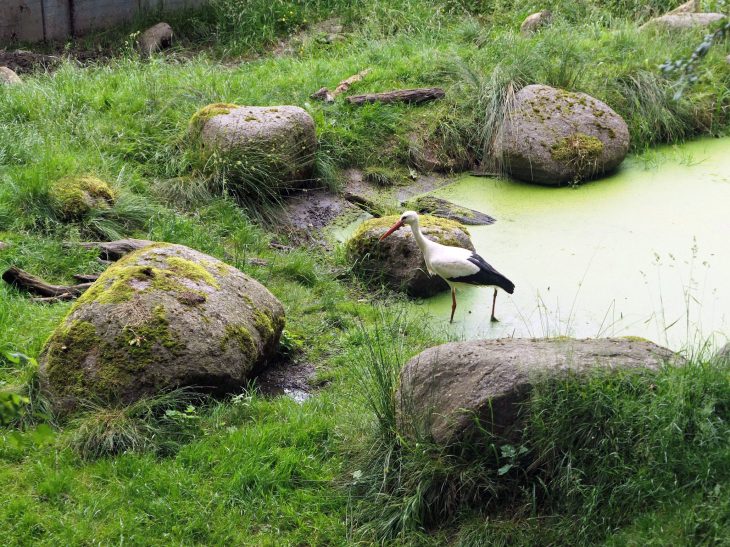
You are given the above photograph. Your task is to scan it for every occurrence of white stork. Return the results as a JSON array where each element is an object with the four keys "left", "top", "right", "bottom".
[{"left": 379, "top": 211, "right": 515, "bottom": 324}]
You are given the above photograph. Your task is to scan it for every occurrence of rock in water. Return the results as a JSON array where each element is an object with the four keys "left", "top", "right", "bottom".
[
  {"left": 397, "top": 337, "right": 682, "bottom": 444},
  {"left": 495, "top": 84, "right": 629, "bottom": 185},
  {"left": 40, "top": 243, "right": 285, "bottom": 412},
  {"left": 347, "top": 215, "right": 475, "bottom": 297},
  {"left": 0, "top": 67, "right": 22, "bottom": 84},
  {"left": 640, "top": 12, "right": 726, "bottom": 30},
  {"left": 520, "top": 10, "right": 554, "bottom": 36},
  {"left": 137, "top": 23, "right": 174, "bottom": 55},
  {"left": 192, "top": 104, "right": 317, "bottom": 188}
]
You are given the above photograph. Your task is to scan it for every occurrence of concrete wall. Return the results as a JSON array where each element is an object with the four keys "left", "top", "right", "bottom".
[{"left": 0, "top": 0, "right": 206, "bottom": 44}]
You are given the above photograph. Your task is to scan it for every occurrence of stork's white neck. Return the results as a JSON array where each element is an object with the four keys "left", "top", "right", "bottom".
[{"left": 409, "top": 217, "right": 436, "bottom": 259}]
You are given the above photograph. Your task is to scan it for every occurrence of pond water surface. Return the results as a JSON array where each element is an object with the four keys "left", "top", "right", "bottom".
[{"left": 342, "top": 138, "right": 730, "bottom": 351}]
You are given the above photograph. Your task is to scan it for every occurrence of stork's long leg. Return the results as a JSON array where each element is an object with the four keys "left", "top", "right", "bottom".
[
  {"left": 450, "top": 287, "right": 457, "bottom": 323},
  {"left": 490, "top": 287, "right": 499, "bottom": 322}
]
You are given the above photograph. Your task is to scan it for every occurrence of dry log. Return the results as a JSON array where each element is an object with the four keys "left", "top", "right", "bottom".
[
  {"left": 32, "top": 293, "right": 76, "bottom": 303},
  {"left": 2, "top": 266, "right": 93, "bottom": 297},
  {"left": 310, "top": 68, "right": 372, "bottom": 102},
  {"left": 269, "top": 242, "right": 294, "bottom": 252},
  {"left": 65, "top": 238, "right": 155, "bottom": 261},
  {"left": 346, "top": 87, "right": 445, "bottom": 106},
  {"left": 73, "top": 273, "right": 101, "bottom": 282}
]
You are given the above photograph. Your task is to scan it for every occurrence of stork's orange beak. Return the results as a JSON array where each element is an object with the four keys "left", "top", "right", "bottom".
[{"left": 379, "top": 221, "right": 404, "bottom": 242}]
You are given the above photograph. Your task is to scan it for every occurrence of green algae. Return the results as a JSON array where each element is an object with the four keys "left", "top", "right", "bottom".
[{"left": 419, "top": 137, "right": 730, "bottom": 348}]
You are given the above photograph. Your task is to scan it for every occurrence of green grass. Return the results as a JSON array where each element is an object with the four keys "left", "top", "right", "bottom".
[{"left": 0, "top": 0, "right": 729, "bottom": 544}]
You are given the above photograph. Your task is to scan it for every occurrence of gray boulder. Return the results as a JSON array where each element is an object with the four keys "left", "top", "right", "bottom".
[
  {"left": 495, "top": 84, "right": 630, "bottom": 185},
  {"left": 726, "top": 55, "right": 730, "bottom": 65},
  {"left": 347, "top": 215, "right": 475, "bottom": 297},
  {"left": 40, "top": 243, "right": 285, "bottom": 412},
  {"left": 192, "top": 104, "right": 317, "bottom": 188},
  {"left": 138, "top": 23, "right": 173, "bottom": 55},
  {"left": 520, "top": 10, "right": 554, "bottom": 36},
  {"left": 0, "top": 67, "right": 21, "bottom": 84},
  {"left": 397, "top": 337, "right": 682, "bottom": 444},
  {"left": 640, "top": 13, "right": 726, "bottom": 30}
]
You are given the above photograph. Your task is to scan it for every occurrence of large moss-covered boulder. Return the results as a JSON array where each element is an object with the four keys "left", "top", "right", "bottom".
[
  {"left": 347, "top": 215, "right": 475, "bottom": 297},
  {"left": 51, "top": 176, "right": 116, "bottom": 220},
  {"left": 397, "top": 337, "right": 682, "bottom": 445},
  {"left": 39, "top": 243, "right": 285, "bottom": 412},
  {"left": 495, "top": 85, "right": 630, "bottom": 185},
  {"left": 190, "top": 103, "right": 317, "bottom": 188}
]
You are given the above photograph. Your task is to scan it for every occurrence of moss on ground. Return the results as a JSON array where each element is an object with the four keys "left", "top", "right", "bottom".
[{"left": 51, "top": 175, "right": 115, "bottom": 220}]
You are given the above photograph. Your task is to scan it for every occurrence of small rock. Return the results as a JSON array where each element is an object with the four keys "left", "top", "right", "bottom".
[
  {"left": 137, "top": 23, "right": 174, "bottom": 55},
  {"left": 406, "top": 196, "right": 495, "bottom": 226},
  {"left": 640, "top": 12, "right": 726, "bottom": 30},
  {"left": 247, "top": 258, "right": 270, "bottom": 266},
  {"left": 397, "top": 337, "right": 683, "bottom": 444},
  {"left": 50, "top": 176, "right": 116, "bottom": 220},
  {"left": 520, "top": 9, "right": 554, "bottom": 36},
  {"left": 726, "top": 54, "right": 730, "bottom": 65},
  {"left": 0, "top": 239, "right": 9, "bottom": 251},
  {"left": 0, "top": 67, "right": 22, "bottom": 84},
  {"left": 347, "top": 215, "right": 475, "bottom": 297}
]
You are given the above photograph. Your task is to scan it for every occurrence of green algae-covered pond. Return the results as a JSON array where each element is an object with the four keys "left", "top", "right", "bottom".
[{"left": 344, "top": 138, "right": 730, "bottom": 350}]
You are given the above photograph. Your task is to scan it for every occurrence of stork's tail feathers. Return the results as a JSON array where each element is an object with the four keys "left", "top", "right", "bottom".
[{"left": 497, "top": 274, "right": 515, "bottom": 295}]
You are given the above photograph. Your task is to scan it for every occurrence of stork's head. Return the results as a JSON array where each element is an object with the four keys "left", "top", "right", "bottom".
[{"left": 379, "top": 211, "right": 419, "bottom": 242}]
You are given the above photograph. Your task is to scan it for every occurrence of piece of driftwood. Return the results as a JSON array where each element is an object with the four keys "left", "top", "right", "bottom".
[
  {"left": 2, "top": 266, "right": 94, "bottom": 297},
  {"left": 310, "top": 68, "right": 372, "bottom": 102},
  {"left": 73, "top": 273, "right": 101, "bottom": 282},
  {"left": 65, "top": 238, "right": 155, "bottom": 261},
  {"left": 346, "top": 87, "right": 445, "bottom": 106},
  {"left": 32, "top": 293, "right": 76, "bottom": 303}
]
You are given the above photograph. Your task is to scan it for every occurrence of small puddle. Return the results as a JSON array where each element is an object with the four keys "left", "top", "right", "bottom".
[
  {"left": 340, "top": 138, "right": 730, "bottom": 350},
  {"left": 422, "top": 138, "right": 730, "bottom": 349}
]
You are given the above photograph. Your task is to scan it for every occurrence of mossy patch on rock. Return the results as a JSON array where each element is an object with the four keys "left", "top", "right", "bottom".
[
  {"left": 189, "top": 103, "right": 239, "bottom": 136},
  {"left": 550, "top": 134, "right": 604, "bottom": 184},
  {"left": 51, "top": 176, "right": 116, "bottom": 220}
]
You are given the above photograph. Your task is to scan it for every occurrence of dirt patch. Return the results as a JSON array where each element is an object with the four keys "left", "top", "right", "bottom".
[
  {"left": 282, "top": 187, "right": 361, "bottom": 231},
  {"left": 0, "top": 49, "right": 61, "bottom": 74},
  {"left": 254, "top": 360, "right": 317, "bottom": 403}
]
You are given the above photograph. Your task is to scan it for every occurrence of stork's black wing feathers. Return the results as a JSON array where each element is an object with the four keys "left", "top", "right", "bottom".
[{"left": 449, "top": 252, "right": 515, "bottom": 294}]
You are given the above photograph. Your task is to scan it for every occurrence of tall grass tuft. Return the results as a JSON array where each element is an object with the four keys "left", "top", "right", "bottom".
[
  {"left": 351, "top": 343, "right": 730, "bottom": 544},
  {"left": 66, "top": 389, "right": 204, "bottom": 460}
]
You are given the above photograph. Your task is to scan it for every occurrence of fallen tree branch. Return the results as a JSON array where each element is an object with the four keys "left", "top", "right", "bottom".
[
  {"left": 73, "top": 274, "right": 101, "bottom": 282},
  {"left": 310, "top": 68, "right": 372, "bottom": 102},
  {"left": 31, "top": 293, "right": 76, "bottom": 303},
  {"left": 64, "top": 238, "right": 156, "bottom": 261},
  {"left": 2, "top": 266, "right": 93, "bottom": 297},
  {"left": 346, "top": 87, "right": 445, "bottom": 106}
]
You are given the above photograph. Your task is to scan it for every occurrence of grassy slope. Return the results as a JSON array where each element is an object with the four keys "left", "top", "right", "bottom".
[{"left": 1, "top": 0, "right": 730, "bottom": 544}]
